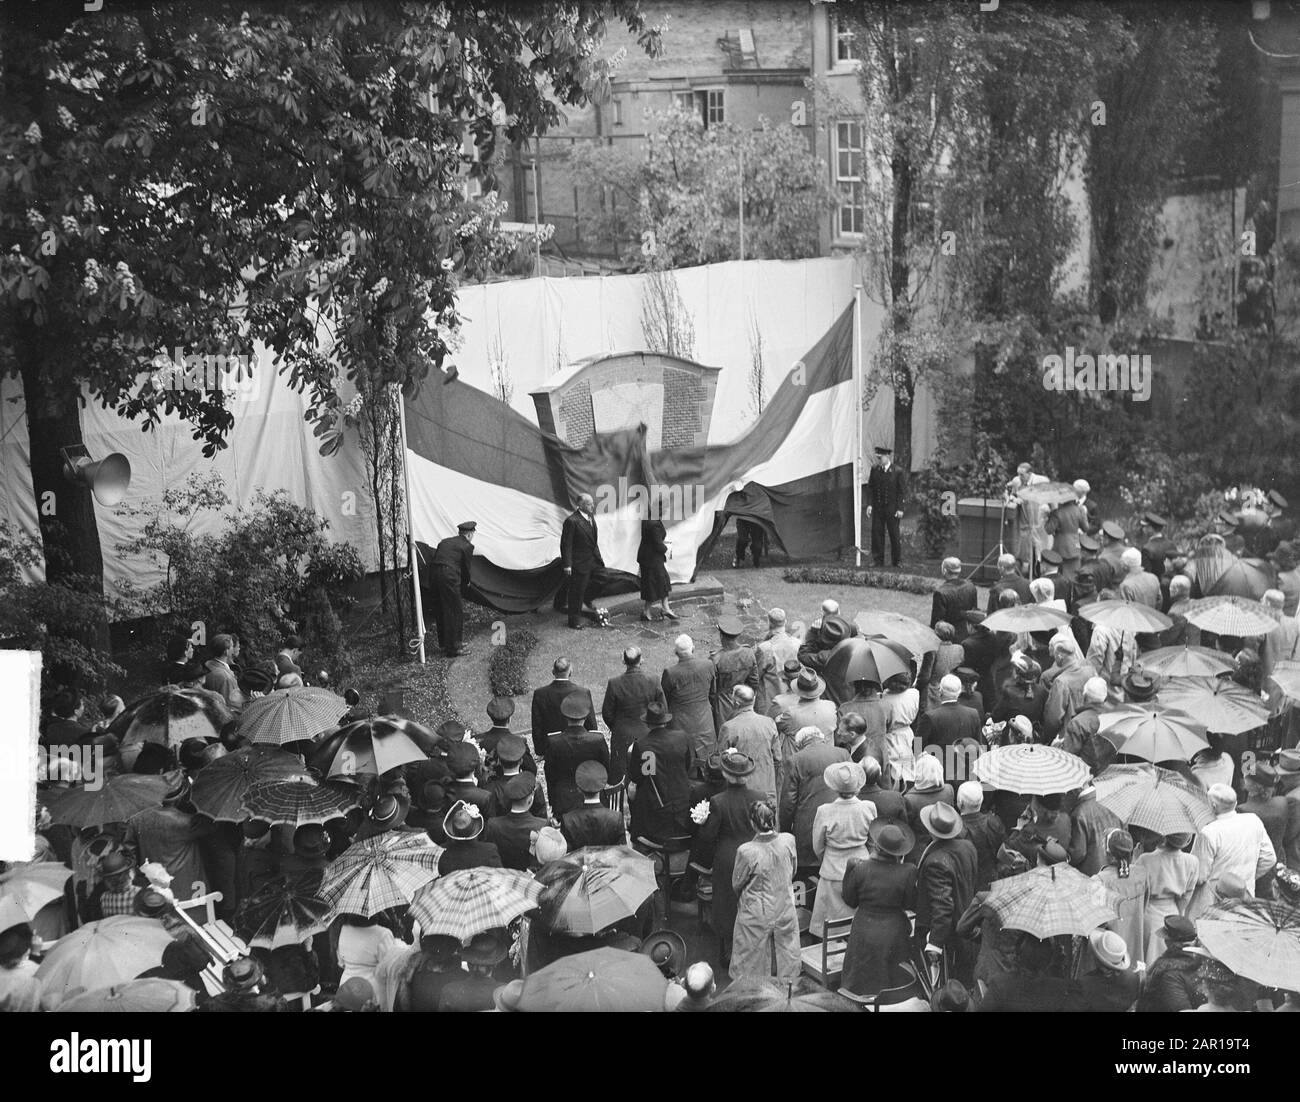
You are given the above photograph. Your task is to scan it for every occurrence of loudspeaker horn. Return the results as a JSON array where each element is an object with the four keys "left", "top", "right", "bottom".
[{"left": 60, "top": 446, "right": 132, "bottom": 507}]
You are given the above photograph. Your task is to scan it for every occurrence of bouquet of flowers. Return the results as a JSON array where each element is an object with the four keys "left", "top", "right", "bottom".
[
  {"left": 690, "top": 800, "right": 710, "bottom": 825},
  {"left": 594, "top": 607, "right": 611, "bottom": 627}
]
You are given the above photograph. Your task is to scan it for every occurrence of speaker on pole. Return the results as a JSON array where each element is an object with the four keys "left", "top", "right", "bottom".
[{"left": 60, "top": 445, "right": 132, "bottom": 507}]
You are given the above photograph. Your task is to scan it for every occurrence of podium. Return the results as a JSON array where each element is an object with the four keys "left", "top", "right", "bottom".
[{"left": 957, "top": 498, "right": 1019, "bottom": 584}]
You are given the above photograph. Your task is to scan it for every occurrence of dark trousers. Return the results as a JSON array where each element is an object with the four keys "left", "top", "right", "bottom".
[
  {"left": 432, "top": 570, "right": 464, "bottom": 652},
  {"left": 872, "top": 511, "right": 902, "bottom": 565},
  {"left": 734, "top": 520, "right": 764, "bottom": 567},
  {"left": 566, "top": 570, "right": 592, "bottom": 625}
]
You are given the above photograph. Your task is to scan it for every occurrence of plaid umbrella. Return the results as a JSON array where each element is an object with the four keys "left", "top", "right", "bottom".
[
  {"left": 515, "top": 947, "right": 668, "bottom": 1012},
  {"left": 535, "top": 846, "right": 658, "bottom": 935},
  {"left": 1184, "top": 596, "right": 1276, "bottom": 637},
  {"left": 985, "top": 865, "right": 1121, "bottom": 939},
  {"left": 1097, "top": 706, "right": 1209, "bottom": 762},
  {"left": 852, "top": 610, "right": 939, "bottom": 655},
  {"left": 1078, "top": 600, "right": 1172, "bottom": 634},
  {"left": 982, "top": 605, "right": 1072, "bottom": 633},
  {"left": 242, "top": 779, "right": 358, "bottom": 827},
  {"left": 239, "top": 687, "right": 350, "bottom": 747},
  {"left": 321, "top": 831, "right": 445, "bottom": 918},
  {"left": 312, "top": 716, "right": 438, "bottom": 779},
  {"left": 824, "top": 636, "right": 911, "bottom": 694},
  {"left": 1093, "top": 763, "right": 1214, "bottom": 836},
  {"left": 36, "top": 916, "right": 173, "bottom": 1001},
  {"left": 1196, "top": 899, "right": 1300, "bottom": 991},
  {"left": 409, "top": 868, "right": 543, "bottom": 940},
  {"left": 42, "top": 774, "right": 172, "bottom": 830},
  {"left": 190, "top": 745, "right": 311, "bottom": 822},
  {"left": 235, "top": 872, "right": 332, "bottom": 950},
  {"left": 971, "top": 743, "right": 1091, "bottom": 795},
  {"left": 1158, "top": 676, "right": 1269, "bottom": 736},
  {"left": 56, "top": 979, "right": 198, "bottom": 1013},
  {"left": 1139, "top": 645, "right": 1235, "bottom": 678}
]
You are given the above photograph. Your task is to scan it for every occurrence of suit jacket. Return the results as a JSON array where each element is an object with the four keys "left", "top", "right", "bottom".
[
  {"left": 483, "top": 811, "right": 549, "bottom": 871},
  {"left": 915, "top": 836, "right": 978, "bottom": 948},
  {"left": 602, "top": 668, "right": 667, "bottom": 771},
  {"left": 859, "top": 783, "right": 907, "bottom": 825},
  {"left": 544, "top": 726, "right": 610, "bottom": 819},
  {"left": 476, "top": 726, "right": 538, "bottom": 777},
  {"left": 530, "top": 680, "right": 597, "bottom": 758},
  {"left": 430, "top": 534, "right": 473, "bottom": 591},
  {"left": 562, "top": 803, "right": 628, "bottom": 850},
  {"left": 1067, "top": 791, "right": 1123, "bottom": 875},
  {"left": 443, "top": 780, "right": 498, "bottom": 820},
  {"left": 662, "top": 656, "right": 717, "bottom": 758},
  {"left": 915, "top": 701, "right": 982, "bottom": 756},
  {"left": 560, "top": 510, "right": 603, "bottom": 573},
  {"left": 203, "top": 659, "right": 245, "bottom": 713},
  {"left": 1046, "top": 500, "right": 1088, "bottom": 559},
  {"left": 931, "top": 579, "right": 978, "bottom": 639},
  {"left": 961, "top": 811, "right": 1006, "bottom": 893},
  {"left": 628, "top": 724, "right": 694, "bottom": 843},
  {"left": 867, "top": 463, "right": 906, "bottom": 512},
  {"left": 986, "top": 573, "right": 1034, "bottom": 612},
  {"left": 710, "top": 644, "right": 760, "bottom": 731},
  {"left": 778, "top": 741, "right": 851, "bottom": 867},
  {"left": 484, "top": 773, "right": 548, "bottom": 821}
]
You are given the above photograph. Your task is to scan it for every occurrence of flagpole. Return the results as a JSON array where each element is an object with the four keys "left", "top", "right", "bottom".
[
  {"left": 397, "top": 387, "right": 428, "bottom": 665},
  {"left": 852, "top": 283, "right": 863, "bottom": 568}
]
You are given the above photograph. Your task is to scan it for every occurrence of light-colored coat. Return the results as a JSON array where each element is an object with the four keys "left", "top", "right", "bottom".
[
  {"left": 731, "top": 832, "right": 801, "bottom": 981},
  {"left": 720, "top": 707, "right": 782, "bottom": 803}
]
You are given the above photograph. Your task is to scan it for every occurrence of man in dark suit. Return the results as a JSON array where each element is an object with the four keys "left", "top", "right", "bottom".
[
  {"left": 1136, "top": 512, "right": 1178, "bottom": 580},
  {"left": 483, "top": 734, "right": 548, "bottom": 820},
  {"left": 662, "top": 634, "right": 717, "bottom": 766},
  {"left": 561, "top": 761, "right": 627, "bottom": 849},
  {"left": 476, "top": 697, "right": 537, "bottom": 778},
  {"left": 544, "top": 693, "right": 610, "bottom": 819},
  {"left": 627, "top": 702, "right": 694, "bottom": 845},
  {"left": 482, "top": 773, "right": 549, "bottom": 871},
  {"left": 1038, "top": 549, "right": 1073, "bottom": 608},
  {"left": 985, "top": 553, "right": 1034, "bottom": 612},
  {"left": 430, "top": 521, "right": 476, "bottom": 657},
  {"left": 560, "top": 493, "right": 602, "bottom": 630},
  {"left": 931, "top": 557, "right": 978, "bottom": 642},
  {"left": 273, "top": 635, "right": 304, "bottom": 678},
  {"left": 530, "top": 657, "right": 597, "bottom": 759},
  {"left": 915, "top": 802, "right": 978, "bottom": 974},
  {"left": 1045, "top": 482, "right": 1089, "bottom": 579},
  {"left": 866, "top": 446, "right": 906, "bottom": 567},
  {"left": 778, "top": 729, "right": 850, "bottom": 874},
  {"left": 601, "top": 646, "right": 667, "bottom": 785},
  {"left": 916, "top": 675, "right": 983, "bottom": 760}
]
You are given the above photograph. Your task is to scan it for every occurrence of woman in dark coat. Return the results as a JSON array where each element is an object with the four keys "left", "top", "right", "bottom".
[
  {"left": 839, "top": 818, "right": 918, "bottom": 1000},
  {"left": 637, "top": 518, "right": 678, "bottom": 622}
]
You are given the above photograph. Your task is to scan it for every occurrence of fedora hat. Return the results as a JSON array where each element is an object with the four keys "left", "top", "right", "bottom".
[
  {"left": 443, "top": 800, "right": 484, "bottom": 841},
  {"left": 794, "top": 668, "right": 826, "bottom": 699},
  {"left": 1123, "top": 670, "right": 1158, "bottom": 702},
  {"left": 1277, "top": 749, "right": 1300, "bottom": 774},
  {"left": 462, "top": 928, "right": 508, "bottom": 966},
  {"left": 719, "top": 748, "right": 755, "bottom": 779},
  {"left": 820, "top": 614, "right": 850, "bottom": 647},
  {"left": 99, "top": 851, "right": 133, "bottom": 878},
  {"left": 223, "top": 956, "right": 265, "bottom": 993},
  {"left": 575, "top": 760, "right": 608, "bottom": 794},
  {"left": 1088, "top": 929, "right": 1130, "bottom": 972},
  {"left": 640, "top": 929, "right": 687, "bottom": 977},
  {"left": 920, "top": 801, "right": 964, "bottom": 841},
  {"left": 868, "top": 818, "right": 915, "bottom": 859},
  {"left": 644, "top": 701, "right": 673, "bottom": 728},
  {"left": 560, "top": 693, "right": 592, "bottom": 721},
  {"left": 824, "top": 760, "right": 866, "bottom": 797}
]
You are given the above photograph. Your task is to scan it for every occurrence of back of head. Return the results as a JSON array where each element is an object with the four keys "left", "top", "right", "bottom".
[
  {"left": 957, "top": 781, "right": 984, "bottom": 813},
  {"left": 1263, "top": 589, "right": 1285, "bottom": 612},
  {"left": 277, "top": 673, "right": 304, "bottom": 689},
  {"left": 674, "top": 633, "right": 695, "bottom": 656},
  {"left": 934, "top": 621, "right": 956, "bottom": 643},
  {"left": 623, "top": 646, "right": 641, "bottom": 668},
  {"left": 1170, "top": 574, "right": 1191, "bottom": 598},
  {"left": 1120, "top": 547, "right": 1142, "bottom": 571},
  {"left": 1029, "top": 577, "right": 1055, "bottom": 603},
  {"left": 998, "top": 553, "right": 1018, "bottom": 574},
  {"left": 939, "top": 674, "right": 961, "bottom": 702},
  {"left": 732, "top": 684, "right": 755, "bottom": 707},
  {"left": 552, "top": 657, "right": 572, "bottom": 678},
  {"left": 748, "top": 800, "right": 777, "bottom": 833},
  {"left": 768, "top": 608, "right": 787, "bottom": 628},
  {"left": 1083, "top": 677, "right": 1108, "bottom": 705},
  {"left": 51, "top": 687, "right": 81, "bottom": 719},
  {"left": 821, "top": 598, "right": 840, "bottom": 616},
  {"left": 860, "top": 757, "right": 881, "bottom": 785},
  {"left": 942, "top": 556, "right": 962, "bottom": 578}
]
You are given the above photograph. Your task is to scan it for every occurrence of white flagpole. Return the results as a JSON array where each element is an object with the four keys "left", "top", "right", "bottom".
[
  {"left": 853, "top": 283, "right": 864, "bottom": 568},
  {"left": 397, "top": 387, "right": 428, "bottom": 665}
]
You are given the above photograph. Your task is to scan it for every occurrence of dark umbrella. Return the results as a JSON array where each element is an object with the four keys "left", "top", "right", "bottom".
[
  {"left": 234, "top": 872, "right": 332, "bottom": 950},
  {"left": 514, "top": 948, "right": 667, "bottom": 1012},
  {"left": 189, "top": 745, "right": 312, "bottom": 823},
  {"left": 824, "top": 636, "right": 911, "bottom": 699},
  {"left": 111, "top": 688, "right": 231, "bottom": 758},
  {"left": 242, "top": 779, "right": 359, "bottom": 828},
  {"left": 310, "top": 716, "right": 439, "bottom": 779}
]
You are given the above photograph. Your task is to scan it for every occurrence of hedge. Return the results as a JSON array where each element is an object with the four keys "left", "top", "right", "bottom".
[{"left": 782, "top": 566, "right": 940, "bottom": 596}]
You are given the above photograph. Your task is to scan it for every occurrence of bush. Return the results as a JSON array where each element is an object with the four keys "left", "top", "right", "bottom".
[
  {"left": 783, "top": 566, "right": 939, "bottom": 595},
  {"left": 488, "top": 625, "right": 539, "bottom": 698}
]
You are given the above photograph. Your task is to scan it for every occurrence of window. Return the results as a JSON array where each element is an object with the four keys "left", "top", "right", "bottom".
[
  {"left": 834, "top": 13, "right": 859, "bottom": 64},
  {"left": 612, "top": 97, "right": 623, "bottom": 126},
  {"left": 705, "top": 88, "right": 725, "bottom": 126},
  {"left": 674, "top": 91, "right": 696, "bottom": 116},
  {"left": 672, "top": 88, "right": 725, "bottom": 128},
  {"left": 833, "top": 120, "right": 867, "bottom": 238}
]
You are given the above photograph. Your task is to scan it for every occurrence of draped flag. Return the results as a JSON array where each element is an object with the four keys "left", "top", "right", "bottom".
[{"left": 404, "top": 303, "right": 857, "bottom": 611}]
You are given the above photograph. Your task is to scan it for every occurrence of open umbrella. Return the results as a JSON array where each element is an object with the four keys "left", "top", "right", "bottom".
[
  {"left": 311, "top": 716, "right": 438, "bottom": 779},
  {"left": 1097, "top": 706, "right": 1209, "bottom": 762},
  {"left": 235, "top": 872, "right": 332, "bottom": 950},
  {"left": 535, "top": 846, "right": 658, "bottom": 935},
  {"left": 36, "top": 916, "right": 174, "bottom": 1002},
  {"left": 189, "top": 745, "right": 311, "bottom": 822},
  {"left": 239, "top": 687, "right": 350, "bottom": 747},
  {"left": 1092, "top": 763, "right": 1214, "bottom": 836},
  {"left": 852, "top": 610, "right": 939, "bottom": 655},
  {"left": 514, "top": 947, "right": 668, "bottom": 1012},
  {"left": 409, "top": 868, "right": 544, "bottom": 941},
  {"left": 41, "top": 774, "right": 171, "bottom": 830},
  {"left": 971, "top": 743, "right": 1091, "bottom": 795},
  {"left": 1013, "top": 482, "right": 1079, "bottom": 508},
  {"left": 1138, "top": 645, "right": 1235, "bottom": 678},
  {"left": 1077, "top": 600, "right": 1172, "bottom": 634},
  {"left": 55, "top": 978, "right": 198, "bottom": 1013},
  {"left": 1184, "top": 596, "right": 1276, "bottom": 637},
  {"left": 1204, "top": 558, "right": 1276, "bottom": 600},
  {"left": 242, "top": 779, "right": 358, "bottom": 828},
  {"left": 1266, "top": 659, "right": 1300, "bottom": 706},
  {"left": 982, "top": 605, "right": 1072, "bottom": 633},
  {"left": 1158, "top": 676, "right": 1269, "bottom": 736},
  {"left": 823, "top": 635, "right": 911, "bottom": 696},
  {"left": 703, "top": 978, "right": 859, "bottom": 1012},
  {"left": 321, "top": 831, "right": 444, "bottom": 918},
  {"left": 985, "top": 864, "right": 1120, "bottom": 939},
  {"left": 1196, "top": 899, "right": 1300, "bottom": 992},
  {"left": 114, "top": 687, "right": 231, "bottom": 755},
  {"left": 0, "top": 862, "right": 71, "bottom": 918}
]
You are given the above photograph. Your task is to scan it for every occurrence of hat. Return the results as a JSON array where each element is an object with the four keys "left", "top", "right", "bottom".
[
  {"left": 436, "top": 719, "right": 469, "bottom": 742},
  {"left": 1217, "top": 510, "right": 1239, "bottom": 529},
  {"left": 560, "top": 693, "right": 591, "bottom": 721},
  {"left": 1268, "top": 490, "right": 1288, "bottom": 510},
  {"left": 493, "top": 978, "right": 526, "bottom": 1012},
  {"left": 1009, "top": 715, "right": 1034, "bottom": 741},
  {"left": 495, "top": 733, "right": 526, "bottom": 764},
  {"left": 223, "top": 956, "right": 265, "bottom": 993},
  {"left": 920, "top": 802, "right": 964, "bottom": 841},
  {"left": 1088, "top": 930, "right": 1130, "bottom": 972},
  {"left": 445, "top": 741, "right": 480, "bottom": 778},
  {"left": 133, "top": 889, "right": 170, "bottom": 920},
  {"left": 239, "top": 663, "right": 276, "bottom": 695},
  {"left": 575, "top": 760, "right": 608, "bottom": 794},
  {"left": 178, "top": 658, "right": 207, "bottom": 682},
  {"left": 293, "top": 823, "right": 330, "bottom": 858},
  {"left": 502, "top": 773, "right": 537, "bottom": 803},
  {"left": 1040, "top": 549, "right": 1064, "bottom": 566},
  {"left": 821, "top": 614, "right": 851, "bottom": 648},
  {"left": 1163, "top": 831, "right": 1194, "bottom": 849},
  {"left": 1253, "top": 762, "right": 1279, "bottom": 784},
  {"left": 457, "top": 520, "right": 478, "bottom": 532},
  {"left": 996, "top": 844, "right": 1031, "bottom": 876},
  {"left": 99, "top": 851, "right": 133, "bottom": 878},
  {"left": 824, "top": 760, "right": 866, "bottom": 796},
  {"left": 1164, "top": 915, "right": 1197, "bottom": 944},
  {"left": 782, "top": 658, "right": 804, "bottom": 678},
  {"left": 334, "top": 977, "right": 376, "bottom": 1011},
  {"left": 1123, "top": 671, "right": 1158, "bottom": 702},
  {"left": 717, "top": 615, "right": 744, "bottom": 638},
  {"left": 954, "top": 667, "right": 979, "bottom": 684},
  {"left": 640, "top": 929, "right": 687, "bottom": 977},
  {"left": 162, "top": 774, "right": 191, "bottom": 805},
  {"left": 463, "top": 928, "right": 508, "bottom": 966},
  {"left": 1040, "top": 839, "right": 1069, "bottom": 866},
  {"left": 443, "top": 800, "right": 484, "bottom": 840},
  {"left": 868, "top": 818, "right": 915, "bottom": 858},
  {"left": 931, "top": 980, "right": 972, "bottom": 1013},
  {"left": 874, "top": 446, "right": 893, "bottom": 455},
  {"left": 1207, "top": 783, "right": 1238, "bottom": 813},
  {"left": 1079, "top": 533, "right": 1101, "bottom": 552},
  {"left": 86, "top": 832, "right": 120, "bottom": 859},
  {"left": 1142, "top": 512, "right": 1168, "bottom": 528},
  {"left": 719, "top": 748, "right": 755, "bottom": 779},
  {"left": 1271, "top": 542, "right": 1298, "bottom": 570},
  {"left": 1101, "top": 521, "right": 1126, "bottom": 540},
  {"left": 532, "top": 826, "right": 568, "bottom": 864},
  {"left": 962, "top": 609, "right": 987, "bottom": 624},
  {"left": 370, "top": 794, "right": 402, "bottom": 827},
  {"left": 1278, "top": 749, "right": 1300, "bottom": 774},
  {"left": 795, "top": 669, "right": 827, "bottom": 699},
  {"left": 644, "top": 701, "right": 673, "bottom": 728}
]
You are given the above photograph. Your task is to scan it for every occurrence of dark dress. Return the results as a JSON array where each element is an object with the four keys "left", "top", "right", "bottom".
[
  {"left": 637, "top": 520, "right": 671, "bottom": 602},
  {"left": 839, "top": 856, "right": 918, "bottom": 998},
  {"left": 690, "top": 785, "right": 763, "bottom": 957}
]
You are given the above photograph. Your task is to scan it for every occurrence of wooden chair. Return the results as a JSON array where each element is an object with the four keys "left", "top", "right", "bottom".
[
  {"left": 800, "top": 915, "right": 852, "bottom": 990},
  {"left": 177, "top": 889, "right": 224, "bottom": 927},
  {"left": 634, "top": 835, "right": 693, "bottom": 926},
  {"left": 599, "top": 783, "right": 626, "bottom": 816}
]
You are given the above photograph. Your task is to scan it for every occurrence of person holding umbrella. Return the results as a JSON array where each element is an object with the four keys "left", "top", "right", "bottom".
[
  {"left": 438, "top": 929, "right": 509, "bottom": 1012},
  {"left": 1076, "top": 929, "right": 1141, "bottom": 1012},
  {"left": 730, "top": 800, "right": 800, "bottom": 983},
  {"left": 838, "top": 819, "right": 917, "bottom": 1001},
  {"left": 0, "top": 902, "right": 55, "bottom": 1011}
]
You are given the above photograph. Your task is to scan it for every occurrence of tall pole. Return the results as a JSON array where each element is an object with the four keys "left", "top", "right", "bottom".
[
  {"left": 397, "top": 389, "right": 427, "bottom": 665},
  {"left": 738, "top": 144, "right": 745, "bottom": 261},
  {"left": 531, "top": 151, "right": 541, "bottom": 278},
  {"left": 853, "top": 283, "right": 864, "bottom": 568}
]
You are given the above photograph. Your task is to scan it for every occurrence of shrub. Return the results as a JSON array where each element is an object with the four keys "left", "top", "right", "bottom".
[
  {"left": 783, "top": 566, "right": 939, "bottom": 595},
  {"left": 488, "top": 625, "right": 539, "bottom": 698}
]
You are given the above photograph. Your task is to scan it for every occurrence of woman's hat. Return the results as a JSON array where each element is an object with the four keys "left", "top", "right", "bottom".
[
  {"left": 223, "top": 956, "right": 265, "bottom": 992},
  {"left": 443, "top": 800, "right": 484, "bottom": 841},
  {"left": 531, "top": 826, "right": 568, "bottom": 864},
  {"left": 133, "top": 889, "right": 170, "bottom": 920},
  {"left": 462, "top": 928, "right": 508, "bottom": 966},
  {"left": 719, "top": 748, "right": 754, "bottom": 779},
  {"left": 640, "top": 929, "right": 687, "bottom": 977},
  {"left": 920, "top": 802, "right": 964, "bottom": 841},
  {"left": 868, "top": 818, "right": 915, "bottom": 858},
  {"left": 1164, "top": 915, "right": 1197, "bottom": 944},
  {"left": 575, "top": 761, "right": 608, "bottom": 794},
  {"left": 1088, "top": 929, "right": 1130, "bottom": 972},
  {"left": 1162, "top": 831, "right": 1194, "bottom": 849},
  {"left": 823, "top": 760, "right": 866, "bottom": 796},
  {"left": 370, "top": 794, "right": 402, "bottom": 827},
  {"left": 1277, "top": 748, "right": 1300, "bottom": 774},
  {"left": 795, "top": 669, "right": 827, "bottom": 699}
]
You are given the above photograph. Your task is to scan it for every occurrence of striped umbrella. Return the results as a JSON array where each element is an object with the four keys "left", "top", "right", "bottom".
[
  {"left": 56, "top": 979, "right": 198, "bottom": 1013},
  {"left": 1097, "top": 705, "right": 1209, "bottom": 762},
  {"left": 1093, "top": 763, "right": 1214, "bottom": 836},
  {"left": 1184, "top": 596, "right": 1276, "bottom": 637},
  {"left": 985, "top": 865, "right": 1120, "bottom": 939},
  {"left": 409, "top": 868, "right": 543, "bottom": 940},
  {"left": 852, "top": 610, "right": 940, "bottom": 655},
  {"left": 321, "top": 832, "right": 445, "bottom": 919},
  {"left": 1196, "top": 899, "right": 1300, "bottom": 991},
  {"left": 42, "top": 774, "right": 172, "bottom": 830},
  {"left": 971, "top": 743, "right": 1091, "bottom": 795},
  {"left": 982, "top": 605, "right": 1072, "bottom": 633},
  {"left": 1158, "top": 676, "right": 1269, "bottom": 736},
  {"left": 242, "top": 779, "right": 358, "bottom": 828},
  {"left": 235, "top": 872, "right": 333, "bottom": 950},
  {"left": 534, "top": 846, "right": 658, "bottom": 935},
  {"left": 1078, "top": 600, "right": 1172, "bottom": 634},
  {"left": 190, "top": 745, "right": 312, "bottom": 822},
  {"left": 311, "top": 716, "right": 438, "bottom": 779},
  {"left": 238, "top": 687, "right": 350, "bottom": 747},
  {"left": 1139, "top": 645, "right": 1235, "bottom": 678}
]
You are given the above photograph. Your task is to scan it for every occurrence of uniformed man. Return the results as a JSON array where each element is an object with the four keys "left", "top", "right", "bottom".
[
  {"left": 1136, "top": 513, "right": 1178, "bottom": 580},
  {"left": 430, "top": 521, "right": 475, "bottom": 658},
  {"left": 866, "top": 445, "right": 906, "bottom": 567},
  {"left": 1093, "top": 521, "right": 1128, "bottom": 592},
  {"left": 710, "top": 616, "right": 759, "bottom": 732},
  {"left": 561, "top": 761, "right": 627, "bottom": 848}
]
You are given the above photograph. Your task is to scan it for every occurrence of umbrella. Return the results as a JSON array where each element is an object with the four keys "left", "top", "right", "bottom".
[
  {"left": 114, "top": 687, "right": 231, "bottom": 754},
  {"left": 703, "top": 979, "right": 859, "bottom": 1012},
  {"left": 235, "top": 872, "right": 332, "bottom": 950},
  {"left": 971, "top": 743, "right": 1091, "bottom": 795},
  {"left": 985, "top": 865, "right": 1120, "bottom": 939},
  {"left": 36, "top": 916, "right": 174, "bottom": 1001},
  {"left": 311, "top": 716, "right": 438, "bottom": 779},
  {"left": 1204, "top": 558, "right": 1276, "bottom": 601},
  {"left": 1196, "top": 899, "right": 1300, "bottom": 992},
  {"left": 535, "top": 846, "right": 658, "bottom": 935},
  {"left": 321, "top": 831, "right": 445, "bottom": 918},
  {"left": 514, "top": 947, "right": 668, "bottom": 1012},
  {"left": 55, "top": 978, "right": 198, "bottom": 1013},
  {"left": 1266, "top": 659, "right": 1300, "bottom": 706},
  {"left": 1138, "top": 645, "right": 1235, "bottom": 678},
  {"left": 41, "top": 774, "right": 171, "bottom": 830},
  {"left": 823, "top": 635, "right": 911, "bottom": 695},
  {"left": 982, "top": 605, "right": 1072, "bottom": 633},
  {"left": 852, "top": 610, "right": 940, "bottom": 655},
  {"left": 1013, "top": 481, "right": 1079, "bottom": 507},
  {"left": 242, "top": 779, "right": 359, "bottom": 828},
  {"left": 1077, "top": 600, "right": 1172, "bottom": 634},
  {"left": 189, "top": 745, "right": 312, "bottom": 822},
  {"left": 0, "top": 862, "right": 71, "bottom": 917},
  {"left": 1097, "top": 706, "right": 1209, "bottom": 762},
  {"left": 1093, "top": 763, "right": 1214, "bottom": 836},
  {"left": 238, "top": 687, "right": 350, "bottom": 747},
  {"left": 409, "top": 868, "right": 544, "bottom": 940},
  {"left": 1158, "top": 676, "right": 1269, "bottom": 736},
  {"left": 1184, "top": 596, "right": 1277, "bottom": 637}
]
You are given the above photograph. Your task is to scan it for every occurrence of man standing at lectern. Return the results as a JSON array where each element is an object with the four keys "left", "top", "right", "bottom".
[
  {"left": 867, "top": 446, "right": 906, "bottom": 568},
  {"left": 561, "top": 493, "right": 603, "bottom": 631}
]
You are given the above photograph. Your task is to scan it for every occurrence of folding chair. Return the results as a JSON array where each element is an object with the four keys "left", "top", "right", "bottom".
[{"left": 800, "top": 915, "right": 852, "bottom": 990}]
